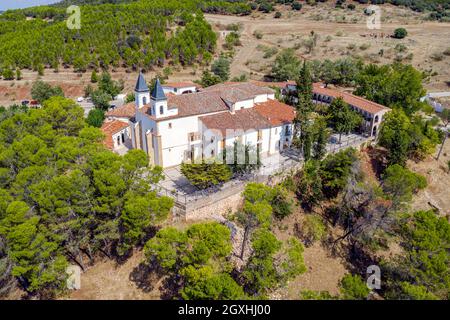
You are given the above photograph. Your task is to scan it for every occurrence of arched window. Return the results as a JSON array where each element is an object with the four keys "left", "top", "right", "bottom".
[
  {"left": 160, "top": 105, "right": 164, "bottom": 115},
  {"left": 142, "top": 96, "right": 147, "bottom": 105},
  {"left": 374, "top": 115, "right": 379, "bottom": 123}
]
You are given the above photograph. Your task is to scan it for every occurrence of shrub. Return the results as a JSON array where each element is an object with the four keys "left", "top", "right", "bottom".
[
  {"left": 301, "top": 214, "right": 327, "bottom": 245},
  {"left": 224, "top": 32, "right": 241, "bottom": 50},
  {"left": 393, "top": 28, "right": 408, "bottom": 39},
  {"left": 211, "top": 56, "right": 230, "bottom": 82},
  {"left": 359, "top": 43, "right": 370, "bottom": 51},
  {"left": 339, "top": 274, "right": 370, "bottom": 300},
  {"left": 430, "top": 52, "right": 444, "bottom": 61},
  {"left": 394, "top": 43, "right": 407, "bottom": 53},
  {"left": 291, "top": 2, "right": 302, "bottom": 10},
  {"left": 253, "top": 30, "right": 263, "bottom": 39},
  {"left": 274, "top": 11, "right": 282, "bottom": 19},
  {"left": 1, "top": 67, "right": 14, "bottom": 80},
  {"left": 271, "top": 187, "right": 294, "bottom": 219},
  {"left": 258, "top": 2, "right": 274, "bottom": 13},
  {"left": 181, "top": 161, "right": 232, "bottom": 189},
  {"left": 86, "top": 108, "right": 105, "bottom": 128}
]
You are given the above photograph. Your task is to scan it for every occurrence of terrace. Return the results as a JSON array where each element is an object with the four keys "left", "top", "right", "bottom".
[{"left": 156, "top": 133, "right": 369, "bottom": 214}]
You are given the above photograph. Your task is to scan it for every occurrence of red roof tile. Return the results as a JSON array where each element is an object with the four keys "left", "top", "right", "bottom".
[
  {"left": 141, "top": 91, "right": 229, "bottom": 121},
  {"left": 312, "top": 83, "right": 390, "bottom": 114},
  {"left": 200, "top": 108, "right": 271, "bottom": 137},
  {"left": 251, "top": 80, "right": 390, "bottom": 114},
  {"left": 101, "top": 120, "right": 129, "bottom": 150},
  {"left": 106, "top": 102, "right": 136, "bottom": 119},
  {"left": 254, "top": 99, "right": 296, "bottom": 126}
]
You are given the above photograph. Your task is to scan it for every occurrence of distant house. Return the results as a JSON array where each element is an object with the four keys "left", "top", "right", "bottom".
[
  {"left": 162, "top": 81, "right": 199, "bottom": 95},
  {"left": 421, "top": 93, "right": 450, "bottom": 113}
]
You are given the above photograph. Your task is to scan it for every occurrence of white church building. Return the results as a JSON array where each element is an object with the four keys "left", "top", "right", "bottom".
[{"left": 105, "top": 73, "right": 296, "bottom": 168}]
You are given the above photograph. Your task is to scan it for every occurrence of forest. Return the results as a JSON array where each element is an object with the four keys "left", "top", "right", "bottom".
[
  {"left": 1, "top": 0, "right": 448, "bottom": 78},
  {"left": 0, "top": 97, "right": 173, "bottom": 297},
  {"left": 0, "top": 0, "right": 247, "bottom": 75}
]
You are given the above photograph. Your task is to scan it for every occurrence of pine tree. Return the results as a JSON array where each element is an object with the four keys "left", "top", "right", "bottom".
[
  {"left": 15, "top": 68, "right": 22, "bottom": 80},
  {"left": 91, "top": 70, "right": 98, "bottom": 83},
  {"left": 313, "top": 116, "right": 329, "bottom": 160},
  {"left": 294, "top": 61, "right": 315, "bottom": 153},
  {"left": 2, "top": 67, "right": 14, "bottom": 80}
]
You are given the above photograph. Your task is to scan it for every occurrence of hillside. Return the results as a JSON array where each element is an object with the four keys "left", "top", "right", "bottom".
[{"left": 0, "top": 0, "right": 240, "bottom": 74}]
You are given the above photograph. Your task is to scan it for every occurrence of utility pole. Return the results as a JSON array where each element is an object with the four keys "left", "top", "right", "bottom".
[{"left": 436, "top": 129, "right": 449, "bottom": 161}]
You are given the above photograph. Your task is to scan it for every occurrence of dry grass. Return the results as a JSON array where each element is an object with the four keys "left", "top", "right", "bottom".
[{"left": 206, "top": 3, "right": 450, "bottom": 91}]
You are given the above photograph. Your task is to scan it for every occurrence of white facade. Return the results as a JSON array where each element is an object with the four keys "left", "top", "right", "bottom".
[
  {"left": 132, "top": 76, "right": 295, "bottom": 168},
  {"left": 111, "top": 127, "right": 131, "bottom": 150},
  {"left": 163, "top": 84, "right": 197, "bottom": 95}
]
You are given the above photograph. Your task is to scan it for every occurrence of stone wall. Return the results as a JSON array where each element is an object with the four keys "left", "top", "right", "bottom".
[
  {"left": 174, "top": 139, "right": 369, "bottom": 222},
  {"left": 185, "top": 186, "right": 244, "bottom": 221}
]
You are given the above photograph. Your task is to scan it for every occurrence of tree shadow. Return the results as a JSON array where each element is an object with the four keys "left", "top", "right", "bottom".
[
  {"left": 129, "top": 260, "right": 162, "bottom": 294},
  {"left": 366, "top": 147, "right": 387, "bottom": 179},
  {"left": 159, "top": 275, "right": 182, "bottom": 300},
  {"left": 341, "top": 241, "right": 380, "bottom": 275}
]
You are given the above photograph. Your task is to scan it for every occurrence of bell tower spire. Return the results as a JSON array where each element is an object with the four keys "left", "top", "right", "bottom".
[{"left": 135, "top": 72, "right": 150, "bottom": 109}]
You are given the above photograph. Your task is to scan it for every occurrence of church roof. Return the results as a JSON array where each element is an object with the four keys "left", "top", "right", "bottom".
[
  {"left": 199, "top": 108, "right": 271, "bottom": 137},
  {"left": 106, "top": 102, "right": 136, "bottom": 120},
  {"left": 135, "top": 72, "right": 149, "bottom": 93},
  {"left": 151, "top": 78, "right": 166, "bottom": 101},
  {"left": 254, "top": 99, "right": 296, "bottom": 126},
  {"left": 101, "top": 120, "right": 129, "bottom": 150}
]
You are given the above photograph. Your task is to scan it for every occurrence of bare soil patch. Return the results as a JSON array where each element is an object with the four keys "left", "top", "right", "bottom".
[
  {"left": 206, "top": 4, "right": 450, "bottom": 91},
  {"left": 271, "top": 197, "right": 349, "bottom": 299},
  {"left": 409, "top": 140, "right": 450, "bottom": 215},
  {"left": 2, "top": 4, "right": 449, "bottom": 106},
  {"left": 67, "top": 250, "right": 164, "bottom": 300}
]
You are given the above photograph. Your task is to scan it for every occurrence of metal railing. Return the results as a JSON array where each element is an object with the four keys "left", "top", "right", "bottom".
[{"left": 157, "top": 135, "right": 370, "bottom": 211}]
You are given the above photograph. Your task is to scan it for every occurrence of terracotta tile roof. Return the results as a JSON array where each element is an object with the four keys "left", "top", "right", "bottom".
[
  {"left": 101, "top": 120, "right": 129, "bottom": 150},
  {"left": 312, "top": 83, "right": 390, "bottom": 114},
  {"left": 251, "top": 80, "right": 390, "bottom": 114},
  {"left": 251, "top": 80, "right": 296, "bottom": 89},
  {"left": 139, "top": 82, "right": 275, "bottom": 121},
  {"left": 140, "top": 91, "right": 229, "bottom": 121},
  {"left": 254, "top": 99, "right": 296, "bottom": 126},
  {"left": 163, "top": 81, "right": 198, "bottom": 88},
  {"left": 200, "top": 108, "right": 271, "bottom": 136},
  {"left": 106, "top": 102, "right": 136, "bottom": 119}
]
